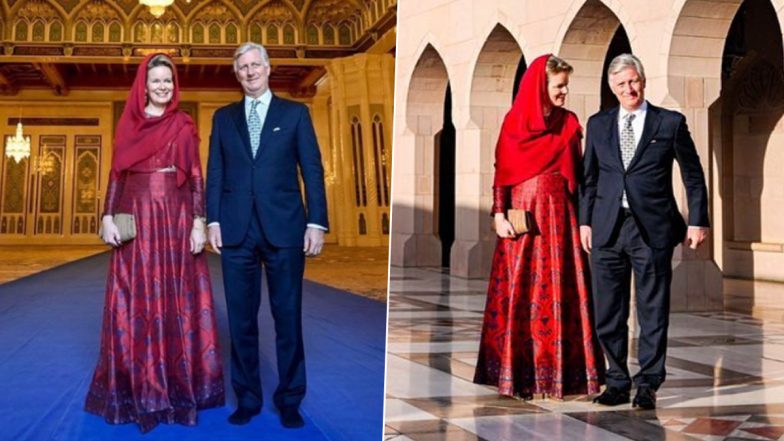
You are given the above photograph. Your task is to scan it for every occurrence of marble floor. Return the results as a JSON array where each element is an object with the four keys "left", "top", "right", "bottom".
[{"left": 385, "top": 267, "right": 784, "bottom": 441}]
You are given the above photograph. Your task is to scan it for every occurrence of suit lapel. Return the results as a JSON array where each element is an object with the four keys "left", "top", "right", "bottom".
[
  {"left": 627, "top": 104, "right": 662, "bottom": 171},
  {"left": 255, "top": 94, "right": 285, "bottom": 161},
  {"left": 607, "top": 107, "right": 625, "bottom": 171},
  {"left": 230, "top": 99, "right": 254, "bottom": 161}
]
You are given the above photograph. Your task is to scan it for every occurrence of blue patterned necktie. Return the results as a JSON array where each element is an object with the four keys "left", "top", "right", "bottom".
[
  {"left": 248, "top": 99, "right": 261, "bottom": 157},
  {"left": 620, "top": 113, "right": 636, "bottom": 169}
]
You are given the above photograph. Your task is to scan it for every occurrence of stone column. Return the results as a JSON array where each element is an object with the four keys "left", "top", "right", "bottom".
[{"left": 325, "top": 53, "right": 395, "bottom": 246}]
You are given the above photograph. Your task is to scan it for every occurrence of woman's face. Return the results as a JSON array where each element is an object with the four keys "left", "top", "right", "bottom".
[
  {"left": 546, "top": 71, "right": 570, "bottom": 108},
  {"left": 146, "top": 65, "right": 174, "bottom": 107}
]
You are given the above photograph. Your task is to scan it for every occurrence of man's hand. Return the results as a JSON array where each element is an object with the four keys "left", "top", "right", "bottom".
[
  {"left": 494, "top": 213, "right": 515, "bottom": 238},
  {"left": 303, "top": 227, "right": 324, "bottom": 257},
  {"left": 580, "top": 225, "right": 592, "bottom": 254},
  {"left": 683, "top": 226, "right": 709, "bottom": 250},
  {"left": 208, "top": 224, "right": 223, "bottom": 255}
]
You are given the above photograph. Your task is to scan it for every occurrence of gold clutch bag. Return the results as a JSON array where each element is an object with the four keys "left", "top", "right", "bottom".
[
  {"left": 100, "top": 213, "right": 136, "bottom": 243},
  {"left": 507, "top": 209, "right": 532, "bottom": 235}
]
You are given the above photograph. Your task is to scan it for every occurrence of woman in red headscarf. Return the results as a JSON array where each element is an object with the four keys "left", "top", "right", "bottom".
[
  {"left": 473, "top": 54, "right": 604, "bottom": 399},
  {"left": 84, "top": 54, "right": 224, "bottom": 432}
]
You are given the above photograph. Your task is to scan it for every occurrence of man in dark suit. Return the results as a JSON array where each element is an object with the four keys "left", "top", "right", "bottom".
[
  {"left": 579, "top": 53, "right": 709, "bottom": 409},
  {"left": 206, "top": 42, "right": 328, "bottom": 428}
]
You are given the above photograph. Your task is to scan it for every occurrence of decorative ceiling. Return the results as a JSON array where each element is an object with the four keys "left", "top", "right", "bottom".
[{"left": 0, "top": 0, "right": 396, "bottom": 96}]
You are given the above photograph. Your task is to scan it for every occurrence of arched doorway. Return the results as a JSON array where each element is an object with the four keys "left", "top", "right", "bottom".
[
  {"left": 557, "top": 0, "right": 631, "bottom": 122},
  {"left": 436, "top": 84, "right": 456, "bottom": 267},
  {"left": 454, "top": 24, "right": 523, "bottom": 277},
  {"left": 390, "top": 44, "right": 450, "bottom": 267},
  {"left": 600, "top": 25, "right": 632, "bottom": 110},
  {"left": 717, "top": 0, "right": 784, "bottom": 317}
]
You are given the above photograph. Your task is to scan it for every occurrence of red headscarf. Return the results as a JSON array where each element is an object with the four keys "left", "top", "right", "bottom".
[
  {"left": 111, "top": 53, "right": 197, "bottom": 187},
  {"left": 493, "top": 54, "right": 582, "bottom": 193}
]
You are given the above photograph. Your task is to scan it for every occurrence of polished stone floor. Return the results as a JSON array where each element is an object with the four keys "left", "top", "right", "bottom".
[{"left": 385, "top": 267, "right": 784, "bottom": 441}]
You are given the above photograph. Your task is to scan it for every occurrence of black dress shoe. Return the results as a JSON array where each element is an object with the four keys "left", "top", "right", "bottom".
[
  {"left": 633, "top": 385, "right": 657, "bottom": 410},
  {"left": 279, "top": 407, "right": 305, "bottom": 428},
  {"left": 592, "top": 387, "right": 631, "bottom": 406},
  {"left": 228, "top": 407, "right": 261, "bottom": 425}
]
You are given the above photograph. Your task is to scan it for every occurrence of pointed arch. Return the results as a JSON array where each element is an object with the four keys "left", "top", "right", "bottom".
[
  {"left": 468, "top": 23, "right": 524, "bottom": 125},
  {"left": 554, "top": 0, "right": 630, "bottom": 121},
  {"left": 393, "top": 42, "right": 453, "bottom": 267},
  {"left": 664, "top": 0, "right": 746, "bottom": 106},
  {"left": 10, "top": 0, "right": 68, "bottom": 24},
  {"left": 68, "top": 0, "right": 126, "bottom": 24},
  {"left": 185, "top": 0, "right": 242, "bottom": 22}
]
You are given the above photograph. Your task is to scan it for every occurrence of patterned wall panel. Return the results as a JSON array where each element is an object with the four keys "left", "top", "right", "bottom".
[
  {"left": 369, "top": 104, "right": 390, "bottom": 234},
  {"left": 73, "top": 0, "right": 122, "bottom": 43},
  {"left": 250, "top": 1, "right": 297, "bottom": 45},
  {"left": 349, "top": 110, "right": 367, "bottom": 208},
  {"left": 190, "top": 1, "right": 239, "bottom": 45},
  {"left": 307, "top": 0, "right": 363, "bottom": 45},
  {"left": 370, "top": 110, "right": 388, "bottom": 207},
  {"left": 35, "top": 135, "right": 65, "bottom": 235},
  {"left": 133, "top": 8, "right": 180, "bottom": 44},
  {"left": 72, "top": 135, "right": 100, "bottom": 235},
  {"left": 1, "top": 136, "right": 30, "bottom": 235}
]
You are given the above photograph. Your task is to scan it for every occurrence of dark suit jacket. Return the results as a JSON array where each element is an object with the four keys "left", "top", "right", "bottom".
[
  {"left": 579, "top": 102, "right": 709, "bottom": 249},
  {"left": 205, "top": 95, "right": 328, "bottom": 248}
]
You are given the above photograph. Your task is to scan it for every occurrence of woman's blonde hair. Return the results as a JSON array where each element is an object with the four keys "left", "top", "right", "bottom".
[
  {"left": 546, "top": 55, "right": 573, "bottom": 75},
  {"left": 147, "top": 54, "right": 175, "bottom": 73}
]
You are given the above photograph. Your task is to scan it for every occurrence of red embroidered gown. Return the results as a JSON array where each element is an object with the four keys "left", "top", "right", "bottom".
[
  {"left": 473, "top": 171, "right": 605, "bottom": 399},
  {"left": 85, "top": 141, "right": 224, "bottom": 432}
]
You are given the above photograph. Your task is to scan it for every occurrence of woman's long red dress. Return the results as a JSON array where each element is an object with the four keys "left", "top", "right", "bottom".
[
  {"left": 473, "top": 172, "right": 605, "bottom": 399},
  {"left": 84, "top": 141, "right": 224, "bottom": 432}
]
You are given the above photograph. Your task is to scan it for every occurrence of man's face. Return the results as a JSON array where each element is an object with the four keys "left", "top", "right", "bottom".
[
  {"left": 610, "top": 67, "right": 645, "bottom": 111},
  {"left": 235, "top": 49, "right": 270, "bottom": 98}
]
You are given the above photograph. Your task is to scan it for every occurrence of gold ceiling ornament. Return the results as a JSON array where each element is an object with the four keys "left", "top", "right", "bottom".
[
  {"left": 139, "top": 0, "right": 175, "bottom": 18},
  {"left": 6, "top": 120, "right": 31, "bottom": 164}
]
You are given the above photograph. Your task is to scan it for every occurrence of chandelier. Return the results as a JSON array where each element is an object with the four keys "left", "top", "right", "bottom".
[
  {"left": 139, "top": 0, "right": 175, "bottom": 18},
  {"left": 5, "top": 121, "right": 31, "bottom": 163}
]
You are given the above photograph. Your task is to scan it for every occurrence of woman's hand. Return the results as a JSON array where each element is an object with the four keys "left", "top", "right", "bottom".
[
  {"left": 101, "top": 215, "right": 122, "bottom": 247},
  {"left": 190, "top": 217, "right": 206, "bottom": 254},
  {"left": 494, "top": 212, "right": 515, "bottom": 238}
]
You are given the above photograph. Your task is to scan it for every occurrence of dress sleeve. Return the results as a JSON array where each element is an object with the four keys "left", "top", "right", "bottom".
[
  {"left": 492, "top": 185, "right": 509, "bottom": 214},
  {"left": 102, "top": 171, "right": 125, "bottom": 217},
  {"left": 189, "top": 135, "right": 206, "bottom": 218}
]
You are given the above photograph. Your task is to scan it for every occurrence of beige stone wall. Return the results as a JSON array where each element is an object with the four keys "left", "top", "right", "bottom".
[{"left": 392, "top": 0, "right": 784, "bottom": 314}]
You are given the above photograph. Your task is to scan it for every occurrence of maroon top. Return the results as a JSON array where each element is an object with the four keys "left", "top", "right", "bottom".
[{"left": 104, "top": 141, "right": 205, "bottom": 218}]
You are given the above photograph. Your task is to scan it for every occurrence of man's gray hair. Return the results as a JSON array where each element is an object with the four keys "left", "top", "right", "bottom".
[
  {"left": 607, "top": 53, "right": 645, "bottom": 84},
  {"left": 233, "top": 42, "right": 270, "bottom": 71}
]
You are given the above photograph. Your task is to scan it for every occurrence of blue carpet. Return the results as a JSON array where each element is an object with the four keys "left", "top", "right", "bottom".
[{"left": 0, "top": 252, "right": 386, "bottom": 441}]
